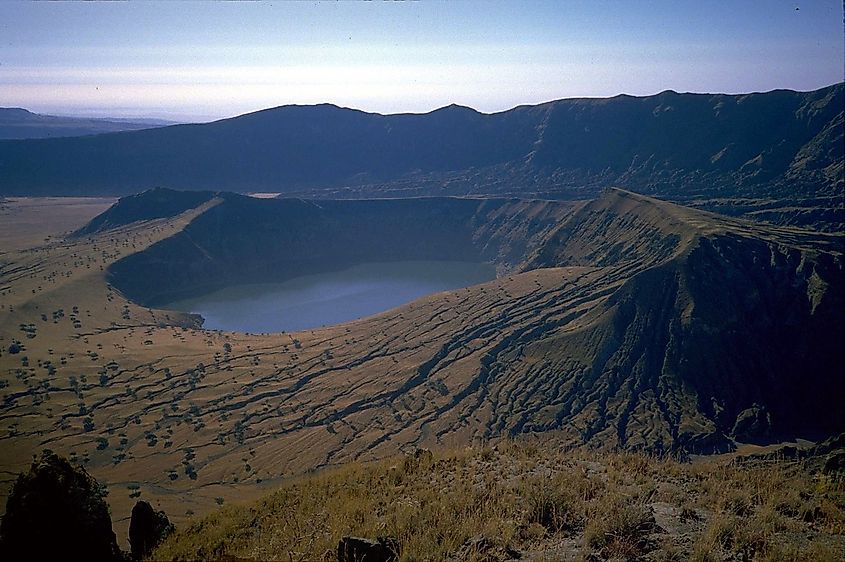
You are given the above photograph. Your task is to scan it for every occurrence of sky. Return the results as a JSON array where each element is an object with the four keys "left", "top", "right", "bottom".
[{"left": 0, "top": 1, "right": 843, "bottom": 122}]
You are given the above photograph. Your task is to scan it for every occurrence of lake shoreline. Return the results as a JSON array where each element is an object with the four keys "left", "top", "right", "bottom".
[{"left": 163, "top": 260, "right": 496, "bottom": 333}]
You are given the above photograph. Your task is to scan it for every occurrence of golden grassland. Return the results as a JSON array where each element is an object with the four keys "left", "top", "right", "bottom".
[
  {"left": 0, "top": 196, "right": 115, "bottom": 250},
  {"left": 0, "top": 196, "right": 584, "bottom": 536},
  {"left": 153, "top": 441, "right": 845, "bottom": 561},
  {"left": 0, "top": 197, "right": 310, "bottom": 534}
]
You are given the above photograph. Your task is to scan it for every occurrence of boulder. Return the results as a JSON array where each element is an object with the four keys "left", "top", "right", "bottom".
[
  {"left": 0, "top": 450, "right": 123, "bottom": 561},
  {"left": 823, "top": 452, "right": 845, "bottom": 476},
  {"left": 129, "top": 500, "right": 174, "bottom": 560},
  {"left": 401, "top": 447, "right": 434, "bottom": 473},
  {"left": 337, "top": 536, "right": 399, "bottom": 562},
  {"left": 731, "top": 404, "right": 772, "bottom": 442}
]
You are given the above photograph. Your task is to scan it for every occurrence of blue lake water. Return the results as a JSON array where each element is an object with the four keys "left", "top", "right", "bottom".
[{"left": 164, "top": 261, "right": 496, "bottom": 333}]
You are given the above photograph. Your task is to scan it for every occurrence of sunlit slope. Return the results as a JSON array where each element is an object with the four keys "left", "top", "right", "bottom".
[{"left": 152, "top": 444, "right": 845, "bottom": 562}]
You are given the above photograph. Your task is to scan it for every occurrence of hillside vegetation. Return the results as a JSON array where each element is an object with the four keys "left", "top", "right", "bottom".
[
  {"left": 153, "top": 441, "right": 845, "bottom": 561},
  {"left": 102, "top": 189, "right": 845, "bottom": 452}
]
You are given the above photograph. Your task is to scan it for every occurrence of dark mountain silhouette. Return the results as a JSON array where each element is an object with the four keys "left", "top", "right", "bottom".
[
  {"left": 0, "top": 107, "right": 173, "bottom": 139},
  {"left": 75, "top": 187, "right": 216, "bottom": 236},
  {"left": 1, "top": 85, "right": 841, "bottom": 225}
]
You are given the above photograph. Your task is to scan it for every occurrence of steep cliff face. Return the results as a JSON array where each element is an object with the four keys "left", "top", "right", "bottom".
[
  {"left": 527, "top": 86, "right": 844, "bottom": 196},
  {"left": 669, "top": 234, "right": 844, "bottom": 443},
  {"left": 549, "top": 232, "right": 845, "bottom": 452}
]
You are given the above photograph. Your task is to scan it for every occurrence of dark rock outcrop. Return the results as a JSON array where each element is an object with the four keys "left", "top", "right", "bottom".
[
  {"left": 337, "top": 536, "right": 399, "bottom": 562},
  {"left": 0, "top": 450, "right": 123, "bottom": 561},
  {"left": 128, "top": 500, "right": 174, "bottom": 560}
]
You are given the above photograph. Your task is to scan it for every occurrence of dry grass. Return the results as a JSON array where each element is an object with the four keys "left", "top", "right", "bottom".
[
  {"left": 0, "top": 195, "right": 582, "bottom": 537},
  {"left": 0, "top": 196, "right": 115, "bottom": 251},
  {"left": 152, "top": 441, "right": 845, "bottom": 561}
]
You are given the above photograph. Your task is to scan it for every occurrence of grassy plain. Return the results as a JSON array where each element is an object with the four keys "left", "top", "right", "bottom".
[{"left": 0, "top": 197, "right": 115, "bottom": 251}]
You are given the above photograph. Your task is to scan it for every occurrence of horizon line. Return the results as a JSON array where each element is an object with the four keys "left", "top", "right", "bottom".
[{"left": 7, "top": 80, "right": 843, "bottom": 124}]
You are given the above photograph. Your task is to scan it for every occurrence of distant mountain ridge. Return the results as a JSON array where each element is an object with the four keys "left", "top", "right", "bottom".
[
  {"left": 0, "top": 85, "right": 840, "bottom": 192},
  {"left": 1, "top": 85, "right": 842, "bottom": 229},
  {"left": 0, "top": 107, "right": 173, "bottom": 140}
]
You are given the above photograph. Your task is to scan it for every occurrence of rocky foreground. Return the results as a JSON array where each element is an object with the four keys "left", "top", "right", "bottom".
[{"left": 152, "top": 438, "right": 845, "bottom": 561}]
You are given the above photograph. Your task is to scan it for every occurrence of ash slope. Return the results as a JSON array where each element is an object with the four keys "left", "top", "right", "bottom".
[
  {"left": 99, "top": 189, "right": 845, "bottom": 455},
  {"left": 1, "top": 85, "right": 841, "bottom": 217}
]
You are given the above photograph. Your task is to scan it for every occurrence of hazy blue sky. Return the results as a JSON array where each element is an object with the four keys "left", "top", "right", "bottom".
[{"left": 1, "top": 1, "right": 842, "bottom": 121}]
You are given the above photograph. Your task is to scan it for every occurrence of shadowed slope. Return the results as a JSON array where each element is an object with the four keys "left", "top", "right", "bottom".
[
  {"left": 74, "top": 188, "right": 217, "bottom": 236},
  {"left": 105, "top": 193, "right": 578, "bottom": 306}
]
